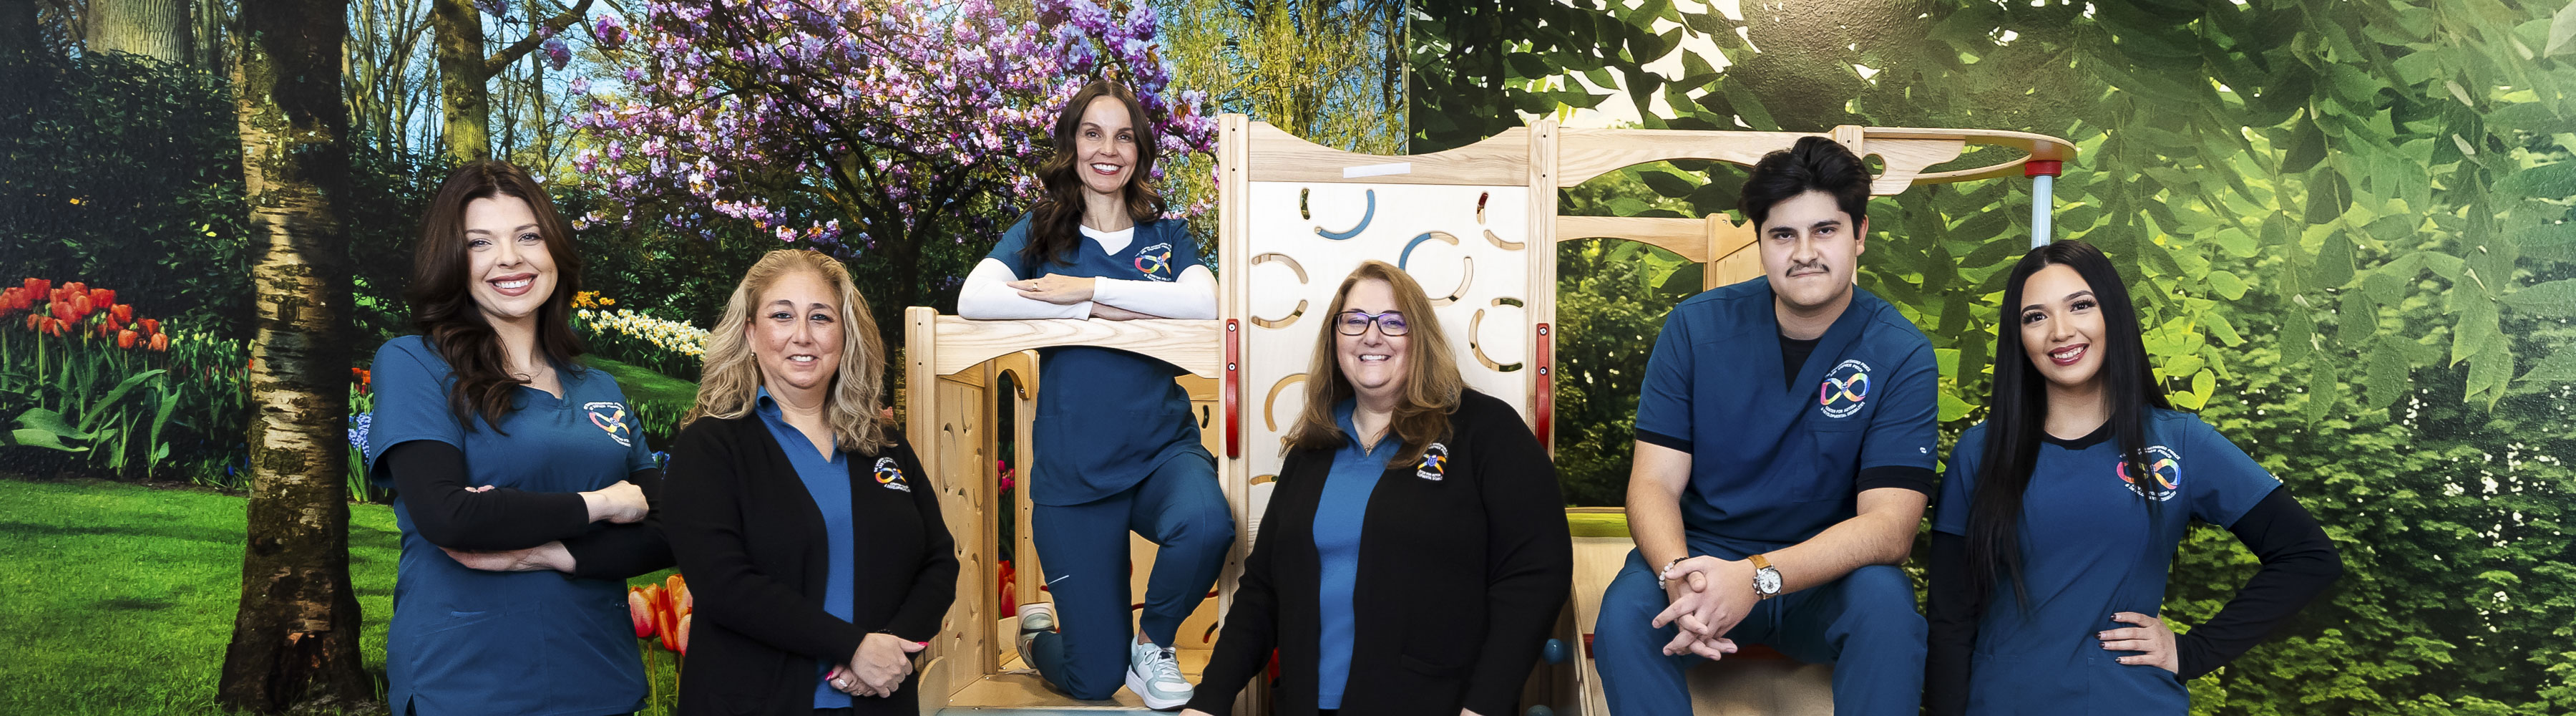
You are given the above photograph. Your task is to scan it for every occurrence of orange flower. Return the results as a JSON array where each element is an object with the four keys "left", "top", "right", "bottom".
[
  {"left": 628, "top": 587, "right": 657, "bottom": 638},
  {"left": 42, "top": 317, "right": 64, "bottom": 337},
  {"left": 89, "top": 288, "right": 112, "bottom": 306},
  {"left": 110, "top": 304, "right": 132, "bottom": 324},
  {"left": 97, "top": 322, "right": 114, "bottom": 338},
  {"left": 675, "top": 583, "right": 692, "bottom": 618},
  {"left": 62, "top": 281, "right": 84, "bottom": 296},
  {"left": 50, "top": 301, "right": 72, "bottom": 321},
  {"left": 675, "top": 614, "right": 691, "bottom": 657},
  {"left": 657, "top": 606, "right": 680, "bottom": 652},
  {"left": 140, "top": 318, "right": 160, "bottom": 334},
  {"left": 24, "top": 314, "right": 40, "bottom": 331},
  {"left": 117, "top": 329, "right": 137, "bottom": 349},
  {"left": 69, "top": 294, "right": 91, "bottom": 319},
  {"left": 21, "top": 278, "right": 47, "bottom": 296},
  {"left": 665, "top": 574, "right": 686, "bottom": 601},
  {"left": 148, "top": 332, "right": 168, "bottom": 351}
]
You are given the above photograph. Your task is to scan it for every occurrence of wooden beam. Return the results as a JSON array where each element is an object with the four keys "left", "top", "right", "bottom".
[
  {"left": 1244, "top": 122, "right": 1529, "bottom": 185},
  {"left": 921, "top": 316, "right": 1223, "bottom": 379}
]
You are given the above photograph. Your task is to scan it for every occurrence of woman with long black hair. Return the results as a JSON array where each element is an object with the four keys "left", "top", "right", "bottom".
[{"left": 1924, "top": 239, "right": 2342, "bottom": 715}]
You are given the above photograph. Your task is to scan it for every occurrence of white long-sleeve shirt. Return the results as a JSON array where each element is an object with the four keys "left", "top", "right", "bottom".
[{"left": 956, "top": 224, "right": 1216, "bottom": 320}]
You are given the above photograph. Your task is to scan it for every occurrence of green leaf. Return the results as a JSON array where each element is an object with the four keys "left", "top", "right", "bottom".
[
  {"left": 2548, "top": 0, "right": 2576, "bottom": 56},
  {"left": 2363, "top": 338, "right": 2411, "bottom": 410},
  {"left": 2516, "top": 345, "right": 2576, "bottom": 384},
  {"left": 2502, "top": 279, "right": 2576, "bottom": 316},
  {"left": 2312, "top": 231, "right": 2356, "bottom": 290},
  {"left": 2281, "top": 112, "right": 2327, "bottom": 175},
  {"left": 2494, "top": 161, "right": 2576, "bottom": 202},
  {"left": 2205, "top": 311, "right": 2245, "bottom": 347},
  {"left": 2518, "top": 221, "right": 2576, "bottom": 262},
  {"left": 2465, "top": 334, "right": 2514, "bottom": 408},
  {"left": 2451, "top": 300, "right": 2499, "bottom": 366},
  {"left": 2304, "top": 170, "right": 2351, "bottom": 225},
  {"left": 1939, "top": 392, "right": 1974, "bottom": 422},
  {"left": 2206, "top": 270, "right": 2249, "bottom": 300},
  {"left": 1636, "top": 170, "right": 1699, "bottom": 199},
  {"left": 2304, "top": 359, "right": 2338, "bottom": 425},
  {"left": 4, "top": 428, "right": 88, "bottom": 453},
  {"left": 14, "top": 408, "right": 92, "bottom": 442},
  {"left": 77, "top": 369, "right": 165, "bottom": 435}
]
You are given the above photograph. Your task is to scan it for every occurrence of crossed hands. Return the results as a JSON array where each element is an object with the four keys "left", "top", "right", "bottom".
[
  {"left": 824, "top": 633, "right": 927, "bottom": 699},
  {"left": 1651, "top": 556, "right": 1755, "bottom": 660}
]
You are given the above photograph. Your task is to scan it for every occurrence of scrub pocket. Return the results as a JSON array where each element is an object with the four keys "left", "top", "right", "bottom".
[{"left": 1792, "top": 421, "right": 1865, "bottom": 502}]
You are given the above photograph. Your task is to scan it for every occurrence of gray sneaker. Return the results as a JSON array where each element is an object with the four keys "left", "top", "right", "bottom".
[
  {"left": 1014, "top": 602, "right": 1055, "bottom": 669},
  {"left": 1124, "top": 639, "right": 1193, "bottom": 710}
]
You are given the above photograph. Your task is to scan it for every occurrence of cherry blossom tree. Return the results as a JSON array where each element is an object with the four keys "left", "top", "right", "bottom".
[{"left": 567, "top": 0, "right": 1218, "bottom": 329}]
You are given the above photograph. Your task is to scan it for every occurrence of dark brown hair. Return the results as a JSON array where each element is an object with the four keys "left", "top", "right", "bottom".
[
  {"left": 1281, "top": 261, "right": 1466, "bottom": 468},
  {"left": 406, "top": 160, "right": 587, "bottom": 432},
  {"left": 1023, "top": 79, "right": 1166, "bottom": 269}
]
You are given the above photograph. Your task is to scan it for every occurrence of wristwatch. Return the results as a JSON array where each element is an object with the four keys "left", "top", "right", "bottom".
[{"left": 1750, "top": 553, "right": 1783, "bottom": 600}]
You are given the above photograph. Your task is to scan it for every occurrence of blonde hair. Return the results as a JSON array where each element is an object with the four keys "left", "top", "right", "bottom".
[
  {"left": 683, "top": 249, "right": 892, "bottom": 453},
  {"left": 1281, "top": 261, "right": 1466, "bottom": 468}
]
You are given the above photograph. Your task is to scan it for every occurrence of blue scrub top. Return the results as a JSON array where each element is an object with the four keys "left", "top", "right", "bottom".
[
  {"left": 985, "top": 213, "right": 1214, "bottom": 506},
  {"left": 1933, "top": 410, "right": 2281, "bottom": 714},
  {"left": 1311, "top": 399, "right": 1385, "bottom": 709},
  {"left": 748, "top": 387, "right": 859, "bottom": 709},
  {"left": 363, "top": 336, "right": 658, "bottom": 716},
  {"left": 1632, "top": 278, "right": 1941, "bottom": 548}
]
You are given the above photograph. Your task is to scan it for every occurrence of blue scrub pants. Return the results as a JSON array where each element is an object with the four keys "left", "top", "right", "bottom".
[
  {"left": 1027, "top": 455, "right": 1233, "bottom": 700},
  {"left": 1594, "top": 538, "right": 1926, "bottom": 716}
]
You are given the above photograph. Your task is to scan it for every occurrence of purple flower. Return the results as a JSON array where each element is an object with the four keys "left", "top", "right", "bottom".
[{"left": 542, "top": 38, "right": 572, "bottom": 70}]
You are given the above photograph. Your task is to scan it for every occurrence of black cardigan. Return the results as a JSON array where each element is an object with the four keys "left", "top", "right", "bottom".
[
  {"left": 1187, "top": 389, "right": 1572, "bottom": 716},
  {"left": 661, "top": 413, "right": 959, "bottom": 716}
]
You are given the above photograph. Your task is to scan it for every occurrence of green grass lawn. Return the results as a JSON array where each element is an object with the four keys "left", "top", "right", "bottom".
[
  {"left": 580, "top": 354, "right": 698, "bottom": 411},
  {"left": 0, "top": 475, "right": 684, "bottom": 715}
]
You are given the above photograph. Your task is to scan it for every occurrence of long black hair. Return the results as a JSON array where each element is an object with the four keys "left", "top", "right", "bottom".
[
  {"left": 1023, "top": 79, "right": 1166, "bottom": 269},
  {"left": 1967, "top": 239, "right": 2168, "bottom": 609}
]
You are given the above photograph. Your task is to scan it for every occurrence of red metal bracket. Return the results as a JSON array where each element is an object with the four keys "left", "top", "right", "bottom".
[
  {"left": 1224, "top": 319, "right": 1240, "bottom": 459},
  {"left": 1534, "top": 323, "right": 1553, "bottom": 447}
]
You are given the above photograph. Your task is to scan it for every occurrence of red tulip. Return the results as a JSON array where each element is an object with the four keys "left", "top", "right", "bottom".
[
  {"left": 675, "top": 583, "right": 692, "bottom": 618},
  {"left": 42, "top": 317, "right": 64, "bottom": 337},
  {"left": 657, "top": 608, "right": 680, "bottom": 652},
  {"left": 62, "top": 281, "right": 83, "bottom": 295},
  {"left": 97, "top": 322, "right": 114, "bottom": 338},
  {"left": 24, "top": 314, "right": 40, "bottom": 332},
  {"left": 140, "top": 318, "right": 160, "bottom": 334},
  {"left": 69, "top": 294, "right": 90, "bottom": 318},
  {"left": 110, "top": 304, "right": 132, "bottom": 324},
  {"left": 117, "top": 329, "right": 137, "bottom": 349},
  {"left": 89, "top": 288, "right": 112, "bottom": 306},
  {"left": 674, "top": 614, "right": 692, "bottom": 657},
  {"left": 147, "top": 332, "right": 168, "bottom": 352},
  {"left": 21, "top": 278, "right": 47, "bottom": 296},
  {"left": 50, "top": 301, "right": 72, "bottom": 321},
  {"left": 628, "top": 588, "right": 656, "bottom": 638}
]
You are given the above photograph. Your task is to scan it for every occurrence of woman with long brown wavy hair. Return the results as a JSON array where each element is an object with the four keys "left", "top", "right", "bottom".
[
  {"left": 954, "top": 79, "right": 1230, "bottom": 709},
  {"left": 362, "top": 160, "right": 670, "bottom": 715}
]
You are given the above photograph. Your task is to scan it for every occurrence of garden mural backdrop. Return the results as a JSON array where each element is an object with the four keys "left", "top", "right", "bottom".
[{"left": 0, "top": 0, "right": 2567, "bottom": 713}]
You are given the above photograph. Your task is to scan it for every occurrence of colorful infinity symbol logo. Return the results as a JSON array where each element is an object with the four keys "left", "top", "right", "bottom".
[
  {"left": 1818, "top": 372, "right": 1870, "bottom": 406},
  {"left": 2117, "top": 458, "right": 2181, "bottom": 490}
]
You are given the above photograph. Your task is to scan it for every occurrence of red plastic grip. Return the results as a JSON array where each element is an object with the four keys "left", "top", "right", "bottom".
[
  {"left": 1534, "top": 323, "right": 1553, "bottom": 447},
  {"left": 2024, "top": 160, "right": 2064, "bottom": 178},
  {"left": 1224, "top": 319, "right": 1240, "bottom": 459}
]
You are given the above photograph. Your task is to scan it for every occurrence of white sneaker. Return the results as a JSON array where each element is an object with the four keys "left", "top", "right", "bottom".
[
  {"left": 1014, "top": 603, "right": 1055, "bottom": 669},
  {"left": 1125, "top": 639, "right": 1193, "bottom": 710}
]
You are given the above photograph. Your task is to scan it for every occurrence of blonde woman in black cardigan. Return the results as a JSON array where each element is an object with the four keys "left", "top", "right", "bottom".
[{"left": 1184, "top": 261, "right": 1572, "bottom": 716}]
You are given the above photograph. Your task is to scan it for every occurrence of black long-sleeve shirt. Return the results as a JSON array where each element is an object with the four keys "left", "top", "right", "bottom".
[
  {"left": 384, "top": 440, "right": 673, "bottom": 579},
  {"left": 1926, "top": 486, "right": 2343, "bottom": 715}
]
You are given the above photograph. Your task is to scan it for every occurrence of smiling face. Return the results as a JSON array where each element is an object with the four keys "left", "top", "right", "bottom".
[
  {"left": 1757, "top": 190, "right": 1866, "bottom": 314},
  {"left": 462, "top": 195, "right": 558, "bottom": 328},
  {"left": 1073, "top": 95, "right": 1138, "bottom": 198},
  {"left": 1334, "top": 279, "right": 1410, "bottom": 402},
  {"left": 2018, "top": 263, "right": 2108, "bottom": 392},
  {"left": 748, "top": 268, "right": 845, "bottom": 400}
]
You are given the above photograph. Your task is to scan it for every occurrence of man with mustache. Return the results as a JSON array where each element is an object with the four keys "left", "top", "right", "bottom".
[{"left": 1593, "top": 136, "right": 1939, "bottom": 715}]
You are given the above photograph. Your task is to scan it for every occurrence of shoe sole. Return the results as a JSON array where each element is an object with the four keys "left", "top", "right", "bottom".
[{"left": 1124, "top": 667, "right": 1191, "bottom": 710}]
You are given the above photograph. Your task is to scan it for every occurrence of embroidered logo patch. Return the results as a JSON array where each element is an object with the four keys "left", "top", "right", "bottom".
[
  {"left": 585, "top": 402, "right": 633, "bottom": 448},
  {"left": 2117, "top": 445, "right": 2182, "bottom": 502},
  {"left": 1133, "top": 242, "right": 1175, "bottom": 281},
  {"left": 1818, "top": 359, "right": 1872, "bottom": 419},
  {"left": 1415, "top": 442, "right": 1450, "bottom": 480},
  {"left": 874, "top": 457, "right": 911, "bottom": 492}
]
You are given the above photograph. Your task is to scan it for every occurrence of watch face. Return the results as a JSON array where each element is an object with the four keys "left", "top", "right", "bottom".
[{"left": 1755, "top": 568, "right": 1783, "bottom": 594}]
